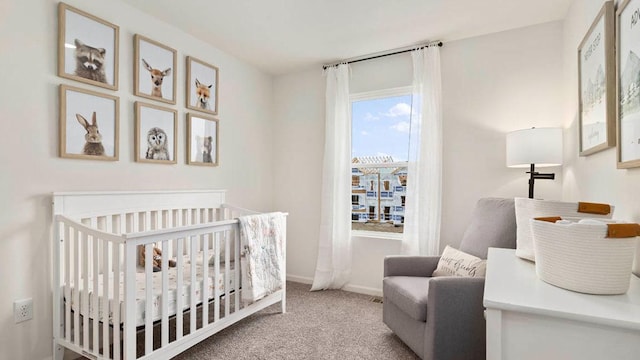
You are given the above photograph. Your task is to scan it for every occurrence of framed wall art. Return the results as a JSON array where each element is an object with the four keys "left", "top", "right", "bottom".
[
  {"left": 59, "top": 85, "right": 119, "bottom": 161},
  {"left": 186, "top": 113, "right": 219, "bottom": 166},
  {"left": 578, "top": 1, "right": 615, "bottom": 156},
  {"left": 135, "top": 102, "right": 177, "bottom": 164},
  {"left": 186, "top": 56, "right": 219, "bottom": 115},
  {"left": 58, "top": 3, "right": 119, "bottom": 90},
  {"left": 617, "top": 0, "right": 640, "bottom": 168},
  {"left": 134, "top": 34, "right": 177, "bottom": 104}
]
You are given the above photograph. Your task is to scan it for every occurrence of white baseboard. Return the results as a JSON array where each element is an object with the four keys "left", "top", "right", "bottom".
[
  {"left": 286, "top": 274, "right": 382, "bottom": 297},
  {"left": 342, "top": 284, "right": 382, "bottom": 297},
  {"left": 286, "top": 274, "right": 313, "bottom": 284}
]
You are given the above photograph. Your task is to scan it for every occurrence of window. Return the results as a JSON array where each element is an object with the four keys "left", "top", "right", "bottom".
[{"left": 351, "top": 87, "right": 412, "bottom": 235}]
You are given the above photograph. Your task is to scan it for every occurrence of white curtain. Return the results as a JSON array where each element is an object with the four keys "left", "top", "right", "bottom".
[
  {"left": 401, "top": 47, "right": 443, "bottom": 256},
  {"left": 311, "top": 64, "right": 352, "bottom": 290}
]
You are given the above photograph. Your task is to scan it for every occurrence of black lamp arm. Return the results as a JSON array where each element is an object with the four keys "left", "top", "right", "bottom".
[{"left": 526, "top": 164, "right": 555, "bottom": 199}]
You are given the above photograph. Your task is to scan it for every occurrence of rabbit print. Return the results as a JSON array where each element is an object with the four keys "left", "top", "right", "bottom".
[{"left": 76, "top": 112, "right": 105, "bottom": 156}]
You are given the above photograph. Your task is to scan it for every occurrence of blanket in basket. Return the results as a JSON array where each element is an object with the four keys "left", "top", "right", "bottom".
[{"left": 239, "top": 212, "right": 285, "bottom": 302}]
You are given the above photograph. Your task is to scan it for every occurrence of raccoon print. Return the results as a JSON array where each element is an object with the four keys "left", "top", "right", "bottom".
[{"left": 74, "top": 39, "right": 107, "bottom": 83}]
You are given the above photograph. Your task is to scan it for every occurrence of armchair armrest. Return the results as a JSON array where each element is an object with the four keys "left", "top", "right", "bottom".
[
  {"left": 383, "top": 255, "right": 441, "bottom": 277},
  {"left": 425, "top": 276, "right": 486, "bottom": 360}
]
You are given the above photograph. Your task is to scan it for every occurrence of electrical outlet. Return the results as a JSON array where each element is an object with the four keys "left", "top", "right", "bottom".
[{"left": 14, "top": 298, "right": 33, "bottom": 323}]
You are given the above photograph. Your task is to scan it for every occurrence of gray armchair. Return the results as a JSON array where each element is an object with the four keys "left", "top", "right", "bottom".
[{"left": 383, "top": 198, "right": 517, "bottom": 360}]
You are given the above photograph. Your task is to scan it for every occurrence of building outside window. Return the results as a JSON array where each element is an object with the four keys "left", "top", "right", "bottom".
[{"left": 351, "top": 87, "right": 411, "bottom": 235}]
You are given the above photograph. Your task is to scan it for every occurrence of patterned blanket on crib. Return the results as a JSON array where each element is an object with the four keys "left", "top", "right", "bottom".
[{"left": 238, "top": 212, "right": 285, "bottom": 302}]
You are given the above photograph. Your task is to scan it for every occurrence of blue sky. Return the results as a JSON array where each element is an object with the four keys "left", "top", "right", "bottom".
[{"left": 352, "top": 95, "right": 412, "bottom": 161}]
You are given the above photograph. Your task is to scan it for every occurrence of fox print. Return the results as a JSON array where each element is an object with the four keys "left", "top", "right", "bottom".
[
  {"left": 195, "top": 78, "right": 212, "bottom": 110},
  {"left": 74, "top": 39, "right": 107, "bottom": 83}
]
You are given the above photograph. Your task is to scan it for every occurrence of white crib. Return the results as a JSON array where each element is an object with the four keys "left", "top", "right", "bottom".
[{"left": 52, "top": 190, "right": 286, "bottom": 360}]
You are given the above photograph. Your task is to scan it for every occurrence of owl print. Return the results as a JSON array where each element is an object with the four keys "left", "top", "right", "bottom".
[{"left": 145, "top": 127, "right": 170, "bottom": 160}]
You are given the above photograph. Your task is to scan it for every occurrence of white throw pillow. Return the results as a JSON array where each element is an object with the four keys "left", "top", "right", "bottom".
[{"left": 433, "top": 245, "right": 487, "bottom": 278}]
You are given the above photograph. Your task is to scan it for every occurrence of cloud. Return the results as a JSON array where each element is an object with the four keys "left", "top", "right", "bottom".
[
  {"left": 376, "top": 152, "right": 390, "bottom": 157},
  {"left": 364, "top": 112, "right": 379, "bottom": 121},
  {"left": 390, "top": 121, "right": 410, "bottom": 133},
  {"left": 384, "top": 103, "right": 411, "bottom": 117},
  {"left": 360, "top": 130, "right": 370, "bottom": 136}
]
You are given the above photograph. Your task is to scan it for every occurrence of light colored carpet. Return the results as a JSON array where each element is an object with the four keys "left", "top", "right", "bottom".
[
  {"left": 75, "top": 281, "right": 419, "bottom": 359},
  {"left": 172, "top": 281, "right": 420, "bottom": 359}
]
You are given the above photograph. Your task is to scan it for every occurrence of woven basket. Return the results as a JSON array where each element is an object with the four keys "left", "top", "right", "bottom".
[
  {"left": 531, "top": 219, "right": 637, "bottom": 295},
  {"left": 514, "top": 198, "right": 614, "bottom": 262}
]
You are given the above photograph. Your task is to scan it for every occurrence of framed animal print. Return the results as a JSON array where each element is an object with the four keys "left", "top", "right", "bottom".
[
  {"left": 135, "top": 102, "right": 177, "bottom": 164},
  {"left": 186, "top": 56, "right": 219, "bottom": 115},
  {"left": 187, "top": 113, "right": 219, "bottom": 166},
  {"left": 134, "top": 34, "right": 177, "bottom": 104},
  {"left": 617, "top": 0, "right": 640, "bottom": 168},
  {"left": 59, "top": 85, "right": 119, "bottom": 161},
  {"left": 578, "top": 1, "right": 615, "bottom": 156},
  {"left": 58, "top": 3, "right": 119, "bottom": 90}
]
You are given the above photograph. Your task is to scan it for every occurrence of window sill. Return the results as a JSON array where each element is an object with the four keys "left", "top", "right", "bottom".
[{"left": 351, "top": 230, "right": 403, "bottom": 241}]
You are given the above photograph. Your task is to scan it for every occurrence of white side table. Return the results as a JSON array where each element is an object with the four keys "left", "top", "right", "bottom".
[{"left": 483, "top": 248, "right": 640, "bottom": 360}]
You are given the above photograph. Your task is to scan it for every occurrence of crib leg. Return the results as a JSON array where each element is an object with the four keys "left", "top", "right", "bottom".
[
  {"left": 281, "top": 288, "right": 286, "bottom": 313},
  {"left": 53, "top": 341, "right": 65, "bottom": 360}
]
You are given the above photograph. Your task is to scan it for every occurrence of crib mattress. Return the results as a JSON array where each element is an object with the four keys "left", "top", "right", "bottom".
[{"left": 67, "top": 255, "right": 237, "bottom": 327}]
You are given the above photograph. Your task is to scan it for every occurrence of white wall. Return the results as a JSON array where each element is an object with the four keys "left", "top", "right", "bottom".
[
  {"left": 0, "top": 0, "right": 274, "bottom": 359},
  {"left": 562, "top": 0, "right": 640, "bottom": 273},
  {"left": 274, "top": 21, "right": 565, "bottom": 295}
]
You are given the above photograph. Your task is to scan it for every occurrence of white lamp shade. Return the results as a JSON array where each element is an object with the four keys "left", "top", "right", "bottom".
[{"left": 506, "top": 128, "right": 563, "bottom": 168}]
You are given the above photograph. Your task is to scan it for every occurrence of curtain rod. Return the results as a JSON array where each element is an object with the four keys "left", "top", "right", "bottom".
[{"left": 322, "top": 41, "right": 443, "bottom": 70}]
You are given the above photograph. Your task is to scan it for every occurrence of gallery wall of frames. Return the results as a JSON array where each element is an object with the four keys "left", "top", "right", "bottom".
[
  {"left": 578, "top": 0, "right": 640, "bottom": 169},
  {"left": 57, "top": 2, "right": 219, "bottom": 166}
]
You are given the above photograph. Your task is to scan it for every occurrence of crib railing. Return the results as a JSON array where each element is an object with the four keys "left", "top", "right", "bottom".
[{"left": 53, "top": 205, "right": 252, "bottom": 360}]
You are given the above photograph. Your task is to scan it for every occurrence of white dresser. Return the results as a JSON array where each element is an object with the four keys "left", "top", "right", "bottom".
[{"left": 483, "top": 248, "right": 640, "bottom": 360}]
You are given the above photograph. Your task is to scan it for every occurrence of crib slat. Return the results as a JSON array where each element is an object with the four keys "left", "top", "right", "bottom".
[
  {"left": 102, "top": 238, "right": 109, "bottom": 358},
  {"left": 234, "top": 227, "right": 240, "bottom": 312},
  {"left": 186, "top": 208, "right": 192, "bottom": 226},
  {"left": 281, "top": 216, "right": 287, "bottom": 314},
  {"left": 161, "top": 239, "right": 169, "bottom": 347},
  {"left": 74, "top": 229, "right": 80, "bottom": 346},
  {"left": 64, "top": 224, "right": 71, "bottom": 342},
  {"left": 82, "top": 231, "right": 89, "bottom": 350},
  {"left": 112, "top": 243, "right": 121, "bottom": 360},
  {"left": 133, "top": 212, "right": 140, "bottom": 233},
  {"left": 124, "top": 243, "right": 137, "bottom": 360},
  {"left": 202, "top": 236, "right": 209, "bottom": 327},
  {"left": 118, "top": 213, "right": 126, "bottom": 234},
  {"left": 92, "top": 232, "right": 99, "bottom": 354},
  {"left": 145, "top": 211, "right": 151, "bottom": 231},
  {"left": 195, "top": 210, "right": 201, "bottom": 252},
  {"left": 224, "top": 231, "right": 230, "bottom": 317},
  {"left": 145, "top": 243, "right": 153, "bottom": 355},
  {"left": 214, "top": 232, "right": 220, "bottom": 322},
  {"left": 166, "top": 211, "right": 174, "bottom": 259},
  {"left": 190, "top": 236, "right": 197, "bottom": 332},
  {"left": 176, "top": 237, "right": 184, "bottom": 340}
]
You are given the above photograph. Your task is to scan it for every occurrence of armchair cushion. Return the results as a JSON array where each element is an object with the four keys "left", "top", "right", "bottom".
[
  {"left": 458, "top": 197, "right": 516, "bottom": 259},
  {"left": 383, "top": 276, "right": 431, "bottom": 321}
]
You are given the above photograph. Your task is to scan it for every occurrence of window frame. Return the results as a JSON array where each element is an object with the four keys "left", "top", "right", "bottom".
[{"left": 350, "top": 86, "right": 412, "bottom": 240}]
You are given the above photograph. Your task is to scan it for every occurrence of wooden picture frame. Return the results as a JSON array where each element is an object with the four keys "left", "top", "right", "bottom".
[
  {"left": 578, "top": 1, "right": 615, "bottom": 156},
  {"left": 59, "top": 85, "right": 119, "bottom": 161},
  {"left": 187, "top": 113, "right": 219, "bottom": 166},
  {"left": 134, "top": 34, "right": 177, "bottom": 104},
  {"left": 58, "top": 2, "right": 119, "bottom": 90},
  {"left": 186, "top": 56, "right": 219, "bottom": 115},
  {"left": 617, "top": 0, "right": 640, "bottom": 168},
  {"left": 135, "top": 102, "right": 177, "bottom": 164}
]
